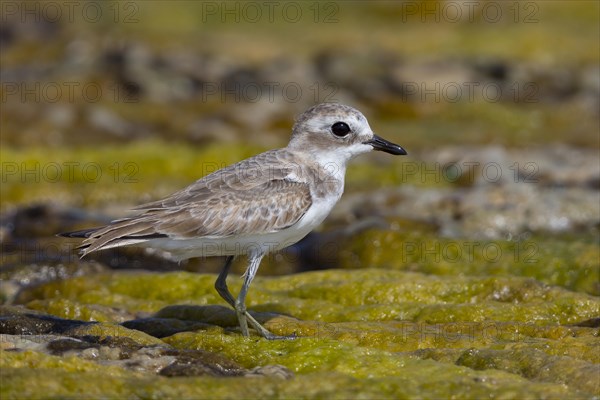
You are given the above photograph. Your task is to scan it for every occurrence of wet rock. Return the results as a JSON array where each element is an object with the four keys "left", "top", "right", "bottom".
[
  {"left": 1, "top": 333, "right": 65, "bottom": 351},
  {"left": 158, "top": 348, "right": 246, "bottom": 377},
  {"left": 46, "top": 337, "right": 107, "bottom": 356},
  {"left": 0, "top": 203, "right": 188, "bottom": 305},
  {"left": 4, "top": 267, "right": 599, "bottom": 397},
  {"left": 456, "top": 348, "right": 600, "bottom": 395},
  {"left": 122, "top": 317, "right": 213, "bottom": 338},
  {"left": 154, "top": 304, "right": 281, "bottom": 332},
  {"left": 0, "top": 306, "right": 90, "bottom": 335},
  {"left": 0, "top": 305, "right": 160, "bottom": 344},
  {"left": 1, "top": 262, "right": 107, "bottom": 292},
  {"left": 247, "top": 364, "right": 295, "bottom": 379},
  {"left": 0, "top": 331, "right": 248, "bottom": 377},
  {"left": 0, "top": 306, "right": 267, "bottom": 377},
  {"left": 569, "top": 318, "right": 600, "bottom": 328}
]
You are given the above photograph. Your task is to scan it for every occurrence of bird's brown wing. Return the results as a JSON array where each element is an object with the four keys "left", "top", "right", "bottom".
[{"left": 80, "top": 150, "right": 313, "bottom": 255}]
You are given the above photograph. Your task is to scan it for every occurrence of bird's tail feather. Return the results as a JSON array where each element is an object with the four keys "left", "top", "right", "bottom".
[
  {"left": 57, "top": 228, "right": 99, "bottom": 239},
  {"left": 58, "top": 219, "right": 167, "bottom": 257}
]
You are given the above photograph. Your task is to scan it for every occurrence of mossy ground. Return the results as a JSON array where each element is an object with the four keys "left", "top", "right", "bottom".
[
  {"left": 3, "top": 269, "right": 598, "bottom": 398},
  {"left": 1, "top": 1, "right": 598, "bottom": 398}
]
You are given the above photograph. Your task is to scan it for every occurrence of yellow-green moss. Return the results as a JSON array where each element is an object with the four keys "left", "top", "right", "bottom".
[
  {"left": 0, "top": 141, "right": 266, "bottom": 210},
  {"left": 339, "top": 229, "right": 600, "bottom": 296},
  {"left": 19, "top": 270, "right": 599, "bottom": 327},
  {"left": 7, "top": 259, "right": 599, "bottom": 398}
]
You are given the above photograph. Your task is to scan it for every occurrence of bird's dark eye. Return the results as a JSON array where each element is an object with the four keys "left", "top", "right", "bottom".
[{"left": 331, "top": 122, "right": 351, "bottom": 137}]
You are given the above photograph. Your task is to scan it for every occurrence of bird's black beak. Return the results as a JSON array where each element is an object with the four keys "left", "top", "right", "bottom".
[{"left": 364, "top": 134, "right": 407, "bottom": 155}]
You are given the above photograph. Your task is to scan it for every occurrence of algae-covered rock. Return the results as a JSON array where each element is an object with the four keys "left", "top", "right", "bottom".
[
  {"left": 338, "top": 229, "right": 600, "bottom": 296},
  {"left": 161, "top": 332, "right": 585, "bottom": 399},
  {"left": 5, "top": 269, "right": 598, "bottom": 398},
  {"left": 15, "top": 270, "right": 600, "bottom": 327},
  {"left": 0, "top": 305, "right": 293, "bottom": 399},
  {"left": 456, "top": 348, "right": 600, "bottom": 395},
  {"left": 0, "top": 305, "right": 162, "bottom": 345}
]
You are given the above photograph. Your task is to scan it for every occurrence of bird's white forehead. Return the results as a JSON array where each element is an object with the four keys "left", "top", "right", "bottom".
[
  {"left": 293, "top": 103, "right": 371, "bottom": 133},
  {"left": 311, "top": 110, "right": 366, "bottom": 125}
]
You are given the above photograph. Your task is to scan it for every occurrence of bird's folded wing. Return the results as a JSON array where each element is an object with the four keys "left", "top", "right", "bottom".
[
  {"left": 80, "top": 151, "right": 313, "bottom": 254},
  {"left": 150, "top": 179, "right": 312, "bottom": 238}
]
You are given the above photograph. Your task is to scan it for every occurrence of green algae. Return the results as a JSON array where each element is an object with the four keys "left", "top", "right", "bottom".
[
  {"left": 339, "top": 229, "right": 600, "bottom": 296},
  {"left": 25, "top": 298, "right": 127, "bottom": 323},
  {"left": 0, "top": 349, "right": 130, "bottom": 375},
  {"left": 18, "top": 270, "right": 600, "bottom": 327},
  {"left": 456, "top": 347, "right": 600, "bottom": 395},
  {"left": 163, "top": 331, "right": 578, "bottom": 390},
  {"left": 8, "top": 268, "right": 598, "bottom": 398},
  {"left": 161, "top": 331, "right": 595, "bottom": 398},
  {"left": 0, "top": 367, "right": 579, "bottom": 400},
  {"left": 1, "top": 338, "right": 587, "bottom": 399},
  {"left": 154, "top": 305, "right": 600, "bottom": 360},
  {"left": 0, "top": 141, "right": 266, "bottom": 210},
  {"left": 65, "top": 322, "right": 164, "bottom": 346}
]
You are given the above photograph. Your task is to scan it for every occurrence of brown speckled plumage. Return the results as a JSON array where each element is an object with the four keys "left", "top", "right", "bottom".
[{"left": 80, "top": 149, "right": 316, "bottom": 256}]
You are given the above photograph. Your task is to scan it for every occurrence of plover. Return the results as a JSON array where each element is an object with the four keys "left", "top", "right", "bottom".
[{"left": 61, "top": 103, "right": 407, "bottom": 339}]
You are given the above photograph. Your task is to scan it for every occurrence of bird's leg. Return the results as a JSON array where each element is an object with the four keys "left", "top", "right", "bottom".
[
  {"left": 236, "top": 253, "right": 295, "bottom": 340},
  {"left": 215, "top": 255, "right": 286, "bottom": 339},
  {"left": 235, "top": 253, "right": 262, "bottom": 337},
  {"left": 215, "top": 256, "right": 236, "bottom": 306}
]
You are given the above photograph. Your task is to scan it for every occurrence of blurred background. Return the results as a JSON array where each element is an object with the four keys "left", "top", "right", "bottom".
[{"left": 1, "top": 1, "right": 599, "bottom": 290}]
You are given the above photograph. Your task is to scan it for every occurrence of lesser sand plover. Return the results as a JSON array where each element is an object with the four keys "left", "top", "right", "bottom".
[{"left": 61, "top": 103, "right": 407, "bottom": 339}]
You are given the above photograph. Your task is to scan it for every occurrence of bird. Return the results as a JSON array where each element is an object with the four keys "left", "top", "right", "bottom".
[{"left": 60, "top": 103, "right": 407, "bottom": 339}]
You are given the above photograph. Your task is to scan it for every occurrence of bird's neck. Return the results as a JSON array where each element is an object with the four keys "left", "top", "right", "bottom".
[{"left": 285, "top": 149, "right": 346, "bottom": 201}]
